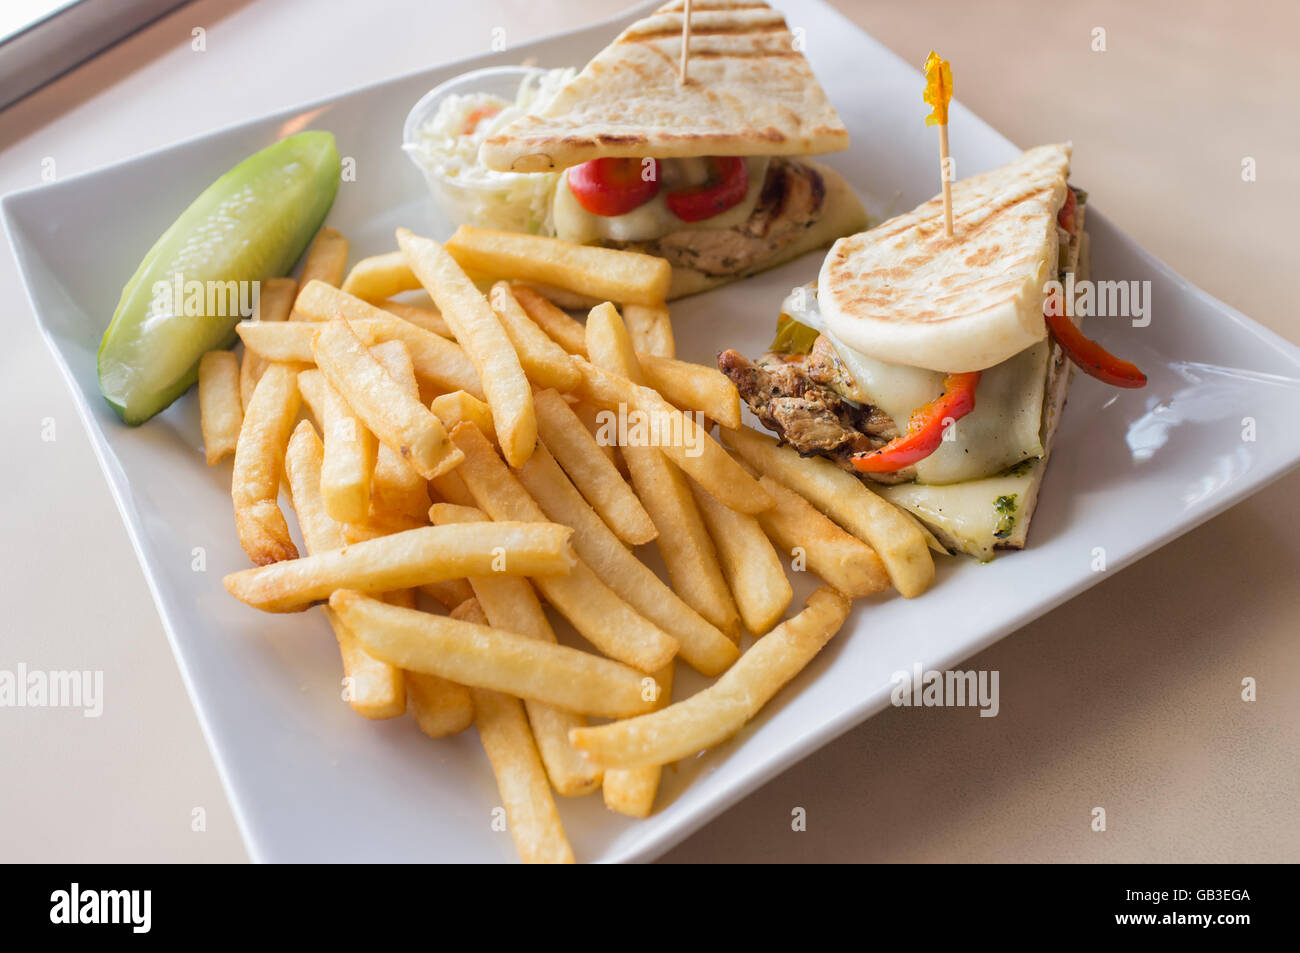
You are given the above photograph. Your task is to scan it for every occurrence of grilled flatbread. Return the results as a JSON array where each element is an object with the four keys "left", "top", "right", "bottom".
[
  {"left": 480, "top": 0, "right": 850, "bottom": 173},
  {"left": 877, "top": 200, "right": 1089, "bottom": 559},
  {"left": 818, "top": 144, "right": 1071, "bottom": 373}
]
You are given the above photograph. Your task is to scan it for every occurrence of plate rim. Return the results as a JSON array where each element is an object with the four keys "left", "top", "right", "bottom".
[{"left": 6, "top": 0, "right": 1300, "bottom": 864}]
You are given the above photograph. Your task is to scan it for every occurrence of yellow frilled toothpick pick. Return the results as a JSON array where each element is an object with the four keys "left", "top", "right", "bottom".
[{"left": 923, "top": 50, "right": 955, "bottom": 238}]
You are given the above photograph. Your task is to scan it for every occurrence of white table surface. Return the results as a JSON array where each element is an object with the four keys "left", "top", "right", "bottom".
[{"left": 2, "top": 0, "right": 1297, "bottom": 863}]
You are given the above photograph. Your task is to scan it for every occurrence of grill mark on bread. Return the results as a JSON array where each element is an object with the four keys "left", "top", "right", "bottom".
[
  {"left": 479, "top": 1, "right": 850, "bottom": 172},
  {"left": 627, "top": 24, "right": 787, "bottom": 41},
  {"left": 964, "top": 246, "right": 1001, "bottom": 268},
  {"left": 823, "top": 146, "right": 1068, "bottom": 330},
  {"left": 685, "top": 49, "right": 802, "bottom": 59}
]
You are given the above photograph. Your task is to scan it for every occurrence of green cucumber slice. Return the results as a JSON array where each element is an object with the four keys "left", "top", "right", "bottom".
[{"left": 98, "top": 130, "right": 340, "bottom": 424}]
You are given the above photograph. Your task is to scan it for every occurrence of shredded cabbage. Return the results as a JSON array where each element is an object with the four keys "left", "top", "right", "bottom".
[{"left": 411, "top": 68, "right": 575, "bottom": 235}]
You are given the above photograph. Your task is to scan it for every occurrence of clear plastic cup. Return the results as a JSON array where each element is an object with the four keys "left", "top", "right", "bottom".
[{"left": 402, "top": 66, "right": 558, "bottom": 234}]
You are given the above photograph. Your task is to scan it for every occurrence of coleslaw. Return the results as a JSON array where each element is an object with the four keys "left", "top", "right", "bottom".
[{"left": 406, "top": 67, "right": 575, "bottom": 235}]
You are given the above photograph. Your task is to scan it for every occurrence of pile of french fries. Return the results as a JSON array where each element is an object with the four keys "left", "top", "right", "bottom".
[{"left": 196, "top": 223, "right": 936, "bottom": 863}]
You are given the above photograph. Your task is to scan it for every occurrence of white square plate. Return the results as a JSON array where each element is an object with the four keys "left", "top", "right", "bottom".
[{"left": 7, "top": 0, "right": 1300, "bottom": 863}]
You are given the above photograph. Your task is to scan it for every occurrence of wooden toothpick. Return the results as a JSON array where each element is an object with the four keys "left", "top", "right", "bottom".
[
  {"left": 922, "top": 51, "right": 955, "bottom": 238},
  {"left": 939, "top": 124, "right": 954, "bottom": 238},
  {"left": 680, "top": 0, "right": 693, "bottom": 84}
]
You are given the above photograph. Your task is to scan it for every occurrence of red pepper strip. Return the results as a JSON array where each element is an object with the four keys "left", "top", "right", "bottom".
[
  {"left": 567, "top": 157, "right": 661, "bottom": 217},
  {"left": 1057, "top": 187, "right": 1077, "bottom": 233},
  {"left": 851, "top": 371, "right": 982, "bottom": 473},
  {"left": 664, "top": 156, "right": 749, "bottom": 222},
  {"left": 1045, "top": 307, "right": 1147, "bottom": 388}
]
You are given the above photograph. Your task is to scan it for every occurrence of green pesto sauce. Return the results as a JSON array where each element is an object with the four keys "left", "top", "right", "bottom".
[{"left": 993, "top": 494, "right": 1018, "bottom": 539}]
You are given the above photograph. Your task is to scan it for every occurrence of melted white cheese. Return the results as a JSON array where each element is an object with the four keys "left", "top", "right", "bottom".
[
  {"left": 780, "top": 285, "right": 1048, "bottom": 485},
  {"left": 878, "top": 466, "right": 1038, "bottom": 562},
  {"left": 552, "top": 157, "right": 770, "bottom": 244}
]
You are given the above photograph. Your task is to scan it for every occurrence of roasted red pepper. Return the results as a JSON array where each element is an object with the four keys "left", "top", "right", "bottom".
[
  {"left": 1046, "top": 306, "right": 1147, "bottom": 388},
  {"left": 665, "top": 156, "right": 749, "bottom": 222},
  {"left": 567, "top": 157, "right": 661, "bottom": 216},
  {"left": 852, "top": 371, "right": 982, "bottom": 473},
  {"left": 1049, "top": 186, "right": 1144, "bottom": 386},
  {"left": 1057, "top": 187, "right": 1077, "bottom": 233}
]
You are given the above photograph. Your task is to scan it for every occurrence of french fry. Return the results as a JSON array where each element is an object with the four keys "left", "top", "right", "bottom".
[
  {"left": 199, "top": 350, "right": 242, "bottom": 464},
  {"left": 300, "top": 227, "right": 348, "bottom": 285},
  {"left": 570, "top": 588, "right": 851, "bottom": 768},
  {"left": 688, "top": 479, "right": 793, "bottom": 636},
  {"left": 327, "top": 607, "right": 410, "bottom": 719},
  {"left": 398, "top": 229, "right": 536, "bottom": 468},
  {"left": 238, "top": 317, "right": 338, "bottom": 363},
  {"left": 312, "top": 318, "right": 462, "bottom": 480},
  {"left": 367, "top": 314, "right": 484, "bottom": 402},
  {"left": 569, "top": 397, "right": 622, "bottom": 472},
  {"left": 400, "top": 579, "right": 473, "bottom": 743},
  {"left": 298, "top": 401, "right": 420, "bottom": 549},
  {"left": 499, "top": 292, "right": 729, "bottom": 422},
  {"left": 416, "top": 577, "right": 476, "bottom": 611},
  {"left": 399, "top": 591, "right": 472, "bottom": 738},
  {"left": 532, "top": 388, "right": 656, "bottom": 546},
  {"left": 911, "top": 514, "right": 950, "bottom": 555},
  {"left": 574, "top": 357, "right": 771, "bottom": 514},
  {"left": 223, "top": 521, "right": 574, "bottom": 612},
  {"left": 517, "top": 443, "right": 738, "bottom": 676},
  {"left": 313, "top": 371, "right": 378, "bottom": 524},
  {"left": 455, "top": 598, "right": 574, "bottom": 864},
  {"left": 294, "top": 368, "right": 328, "bottom": 428},
  {"left": 231, "top": 362, "right": 302, "bottom": 565},
  {"left": 341, "top": 512, "right": 427, "bottom": 544},
  {"left": 429, "top": 467, "right": 478, "bottom": 508},
  {"left": 488, "top": 282, "right": 582, "bottom": 391},
  {"left": 377, "top": 299, "right": 453, "bottom": 339},
  {"left": 641, "top": 355, "right": 742, "bottom": 430},
  {"left": 450, "top": 422, "right": 678, "bottom": 672},
  {"left": 621, "top": 303, "right": 674, "bottom": 359},
  {"left": 385, "top": 588, "right": 470, "bottom": 735},
  {"left": 283, "top": 420, "right": 406, "bottom": 720},
  {"left": 284, "top": 421, "right": 346, "bottom": 554},
  {"left": 341, "top": 250, "right": 422, "bottom": 301},
  {"left": 577, "top": 302, "right": 736, "bottom": 424},
  {"left": 755, "top": 475, "right": 889, "bottom": 598},
  {"left": 585, "top": 302, "right": 641, "bottom": 381},
  {"left": 430, "top": 503, "right": 601, "bottom": 797},
  {"left": 240, "top": 277, "right": 295, "bottom": 409},
  {"left": 238, "top": 314, "right": 482, "bottom": 399},
  {"left": 331, "top": 590, "right": 653, "bottom": 719},
  {"left": 513, "top": 282, "right": 601, "bottom": 311},
  {"left": 290, "top": 226, "right": 349, "bottom": 319},
  {"left": 602, "top": 661, "right": 673, "bottom": 818},
  {"left": 431, "top": 391, "right": 495, "bottom": 447},
  {"left": 289, "top": 282, "right": 484, "bottom": 398},
  {"left": 721, "top": 425, "right": 934, "bottom": 598},
  {"left": 367, "top": 339, "right": 432, "bottom": 523},
  {"left": 510, "top": 283, "right": 587, "bottom": 356},
  {"left": 446, "top": 225, "right": 671, "bottom": 306},
  {"left": 624, "top": 443, "right": 742, "bottom": 639},
  {"left": 471, "top": 685, "right": 575, "bottom": 864},
  {"left": 427, "top": 502, "right": 489, "bottom": 525},
  {"left": 404, "top": 664, "right": 474, "bottom": 737},
  {"left": 583, "top": 305, "right": 742, "bottom": 638}
]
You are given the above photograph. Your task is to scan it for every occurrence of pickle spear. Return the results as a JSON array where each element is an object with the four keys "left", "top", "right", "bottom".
[{"left": 98, "top": 131, "right": 340, "bottom": 424}]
